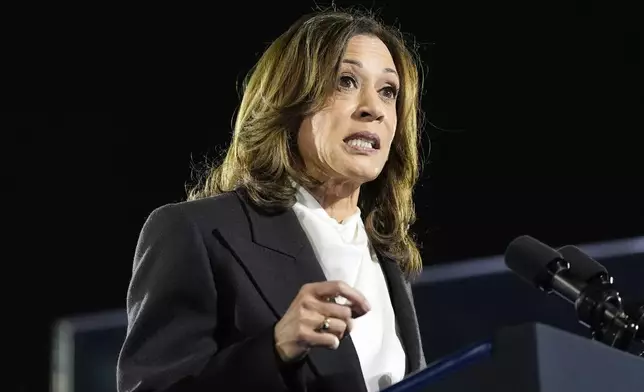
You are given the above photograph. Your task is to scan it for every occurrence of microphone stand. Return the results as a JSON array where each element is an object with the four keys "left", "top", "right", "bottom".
[
  {"left": 622, "top": 302, "right": 644, "bottom": 357},
  {"left": 544, "top": 259, "right": 641, "bottom": 355}
]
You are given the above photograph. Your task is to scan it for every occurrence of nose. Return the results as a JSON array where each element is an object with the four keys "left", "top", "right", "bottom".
[{"left": 354, "top": 89, "right": 385, "bottom": 122}]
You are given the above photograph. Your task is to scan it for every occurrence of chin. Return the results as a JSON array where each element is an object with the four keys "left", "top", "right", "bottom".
[{"left": 346, "top": 169, "right": 382, "bottom": 184}]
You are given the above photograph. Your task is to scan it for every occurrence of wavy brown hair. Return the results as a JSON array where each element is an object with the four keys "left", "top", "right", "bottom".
[{"left": 187, "top": 8, "right": 426, "bottom": 278}]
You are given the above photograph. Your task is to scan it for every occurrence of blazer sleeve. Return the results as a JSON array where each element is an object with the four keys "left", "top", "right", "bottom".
[{"left": 116, "top": 203, "right": 304, "bottom": 392}]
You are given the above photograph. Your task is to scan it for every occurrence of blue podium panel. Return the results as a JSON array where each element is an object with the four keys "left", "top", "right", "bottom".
[
  {"left": 386, "top": 323, "right": 644, "bottom": 392},
  {"left": 51, "top": 310, "right": 127, "bottom": 392}
]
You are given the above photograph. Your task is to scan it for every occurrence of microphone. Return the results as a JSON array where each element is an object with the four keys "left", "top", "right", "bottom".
[
  {"left": 504, "top": 235, "right": 581, "bottom": 303},
  {"left": 504, "top": 235, "right": 640, "bottom": 352},
  {"left": 557, "top": 245, "right": 610, "bottom": 285},
  {"left": 557, "top": 245, "right": 644, "bottom": 353}
]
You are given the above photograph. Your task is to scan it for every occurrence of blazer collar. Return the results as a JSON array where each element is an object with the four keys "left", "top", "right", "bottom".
[
  {"left": 231, "top": 189, "right": 421, "bottom": 384},
  {"left": 379, "top": 258, "right": 423, "bottom": 374},
  {"left": 233, "top": 189, "right": 367, "bottom": 390}
]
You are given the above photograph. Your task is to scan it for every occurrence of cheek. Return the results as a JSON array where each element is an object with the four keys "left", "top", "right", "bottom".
[
  {"left": 310, "top": 114, "right": 329, "bottom": 148},
  {"left": 298, "top": 112, "right": 332, "bottom": 160},
  {"left": 384, "top": 113, "right": 397, "bottom": 149}
]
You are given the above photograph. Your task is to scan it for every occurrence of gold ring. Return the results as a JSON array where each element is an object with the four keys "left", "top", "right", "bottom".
[{"left": 319, "top": 317, "right": 331, "bottom": 332}]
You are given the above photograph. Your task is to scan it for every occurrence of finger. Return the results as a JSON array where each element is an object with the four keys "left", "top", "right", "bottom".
[
  {"left": 313, "top": 316, "right": 348, "bottom": 339},
  {"left": 300, "top": 328, "right": 341, "bottom": 350},
  {"left": 299, "top": 308, "right": 349, "bottom": 337},
  {"left": 309, "top": 302, "right": 355, "bottom": 333},
  {"left": 310, "top": 281, "right": 371, "bottom": 316},
  {"left": 300, "top": 310, "right": 349, "bottom": 338},
  {"left": 328, "top": 295, "right": 351, "bottom": 307},
  {"left": 324, "top": 297, "right": 360, "bottom": 324},
  {"left": 305, "top": 300, "right": 352, "bottom": 322}
]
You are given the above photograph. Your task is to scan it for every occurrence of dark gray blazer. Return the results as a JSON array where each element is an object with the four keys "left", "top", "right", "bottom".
[{"left": 116, "top": 189, "right": 425, "bottom": 392}]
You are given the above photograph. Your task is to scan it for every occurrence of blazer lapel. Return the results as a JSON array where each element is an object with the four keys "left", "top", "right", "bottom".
[
  {"left": 379, "top": 257, "right": 423, "bottom": 374},
  {"left": 216, "top": 190, "right": 367, "bottom": 391}
]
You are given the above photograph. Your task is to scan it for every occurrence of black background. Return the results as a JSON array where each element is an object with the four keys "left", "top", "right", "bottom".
[{"left": 3, "top": 1, "right": 642, "bottom": 390}]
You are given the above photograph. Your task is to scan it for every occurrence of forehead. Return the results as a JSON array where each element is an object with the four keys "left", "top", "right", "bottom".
[{"left": 342, "top": 35, "right": 397, "bottom": 72}]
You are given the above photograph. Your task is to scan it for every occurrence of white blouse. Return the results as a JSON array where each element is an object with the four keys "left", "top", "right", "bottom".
[{"left": 291, "top": 185, "right": 406, "bottom": 391}]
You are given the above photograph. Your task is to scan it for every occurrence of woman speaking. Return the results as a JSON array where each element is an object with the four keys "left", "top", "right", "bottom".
[{"left": 117, "top": 7, "right": 427, "bottom": 392}]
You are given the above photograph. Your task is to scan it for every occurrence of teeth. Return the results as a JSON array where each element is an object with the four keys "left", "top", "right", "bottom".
[{"left": 347, "top": 139, "right": 374, "bottom": 149}]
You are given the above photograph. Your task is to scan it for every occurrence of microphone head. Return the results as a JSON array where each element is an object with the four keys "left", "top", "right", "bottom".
[
  {"left": 504, "top": 235, "right": 564, "bottom": 288},
  {"left": 557, "top": 245, "right": 608, "bottom": 283}
]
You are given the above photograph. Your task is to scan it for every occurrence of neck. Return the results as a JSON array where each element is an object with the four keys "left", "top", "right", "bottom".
[{"left": 306, "top": 179, "right": 360, "bottom": 223}]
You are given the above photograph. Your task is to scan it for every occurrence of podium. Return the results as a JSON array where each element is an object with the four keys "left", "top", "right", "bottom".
[{"left": 385, "top": 322, "right": 644, "bottom": 392}]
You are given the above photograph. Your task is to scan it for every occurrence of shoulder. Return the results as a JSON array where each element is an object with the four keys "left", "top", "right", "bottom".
[{"left": 140, "top": 191, "right": 248, "bottom": 236}]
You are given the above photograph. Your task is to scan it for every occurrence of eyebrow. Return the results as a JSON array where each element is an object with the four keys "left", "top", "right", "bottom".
[{"left": 342, "top": 59, "right": 398, "bottom": 77}]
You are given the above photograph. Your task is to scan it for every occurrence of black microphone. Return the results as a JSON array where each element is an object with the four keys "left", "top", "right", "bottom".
[
  {"left": 504, "top": 235, "right": 580, "bottom": 303},
  {"left": 557, "top": 245, "right": 610, "bottom": 285},
  {"left": 556, "top": 245, "right": 621, "bottom": 312},
  {"left": 504, "top": 235, "right": 639, "bottom": 351},
  {"left": 557, "top": 245, "right": 643, "bottom": 349}
]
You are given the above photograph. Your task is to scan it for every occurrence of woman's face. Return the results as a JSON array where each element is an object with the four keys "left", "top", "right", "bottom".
[{"left": 297, "top": 34, "right": 399, "bottom": 185}]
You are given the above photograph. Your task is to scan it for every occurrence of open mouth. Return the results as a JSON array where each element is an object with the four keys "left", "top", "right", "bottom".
[{"left": 343, "top": 131, "right": 380, "bottom": 150}]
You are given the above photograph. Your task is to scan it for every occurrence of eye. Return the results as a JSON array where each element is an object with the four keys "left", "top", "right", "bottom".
[
  {"left": 338, "top": 75, "right": 358, "bottom": 90},
  {"left": 381, "top": 85, "right": 399, "bottom": 100}
]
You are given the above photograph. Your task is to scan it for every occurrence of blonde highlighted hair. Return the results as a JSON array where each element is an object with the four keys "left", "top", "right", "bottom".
[{"left": 188, "top": 8, "right": 426, "bottom": 277}]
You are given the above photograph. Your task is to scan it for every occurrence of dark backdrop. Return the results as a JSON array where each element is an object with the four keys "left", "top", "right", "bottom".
[{"left": 3, "top": 1, "right": 642, "bottom": 391}]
